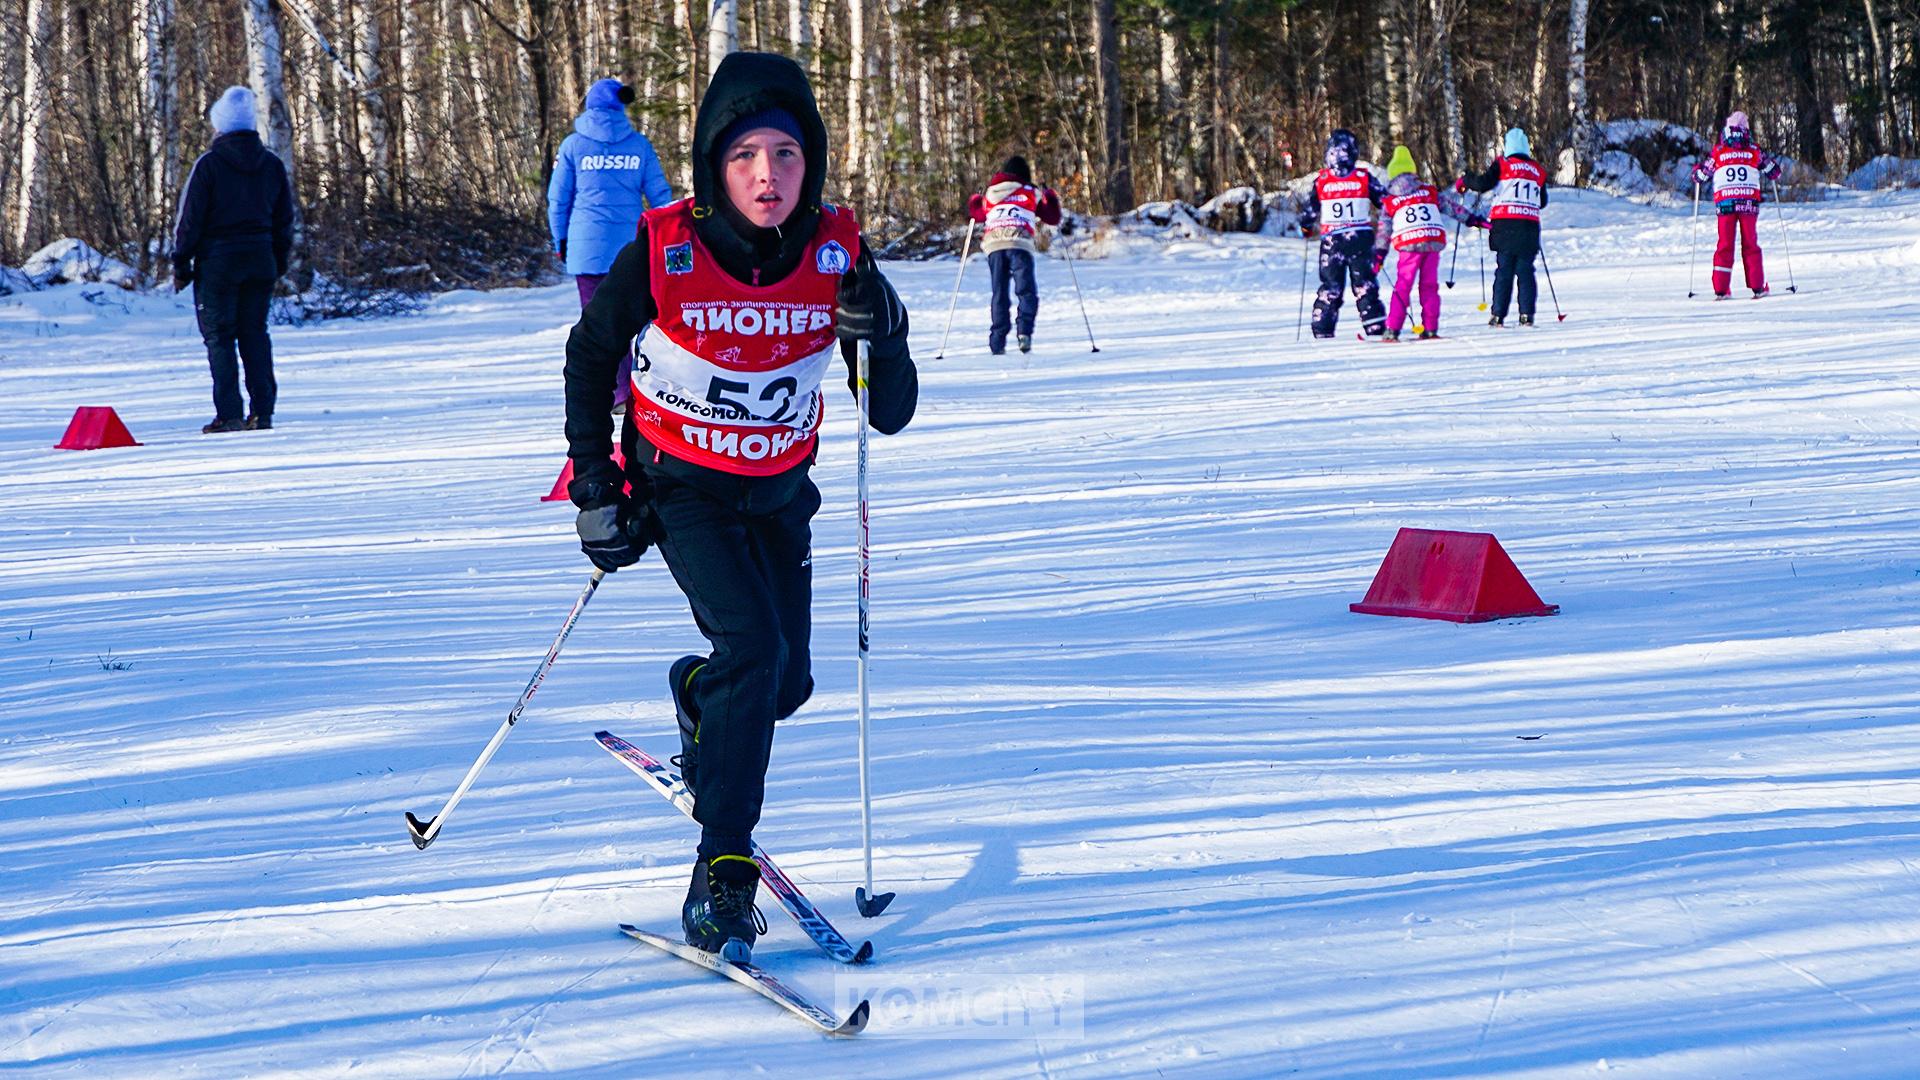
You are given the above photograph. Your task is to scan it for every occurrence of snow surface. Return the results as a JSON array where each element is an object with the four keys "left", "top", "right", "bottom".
[{"left": 5, "top": 190, "right": 1920, "bottom": 1078}]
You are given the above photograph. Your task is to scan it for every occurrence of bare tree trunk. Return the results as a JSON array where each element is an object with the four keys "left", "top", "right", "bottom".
[
  {"left": 1863, "top": 0, "right": 1901, "bottom": 155},
  {"left": 1157, "top": 14, "right": 1185, "bottom": 199},
  {"left": 13, "top": 0, "right": 55, "bottom": 255},
  {"left": 242, "top": 0, "right": 304, "bottom": 276},
  {"left": 399, "top": 0, "right": 424, "bottom": 205},
  {"left": 140, "top": 0, "right": 180, "bottom": 256},
  {"left": 1529, "top": 0, "right": 1553, "bottom": 131},
  {"left": 1431, "top": 0, "right": 1464, "bottom": 173},
  {"left": 789, "top": 0, "right": 811, "bottom": 62},
  {"left": 303, "top": 31, "right": 336, "bottom": 201},
  {"left": 1566, "top": 0, "right": 1591, "bottom": 183},
  {"left": 673, "top": 0, "right": 694, "bottom": 189},
  {"left": 1093, "top": 0, "right": 1132, "bottom": 212},
  {"left": 708, "top": 0, "right": 737, "bottom": 78},
  {"left": 1377, "top": 0, "right": 1407, "bottom": 157},
  {"left": 348, "top": 0, "right": 390, "bottom": 204},
  {"left": 847, "top": 0, "right": 867, "bottom": 206},
  {"left": 1210, "top": 4, "right": 1228, "bottom": 194}
]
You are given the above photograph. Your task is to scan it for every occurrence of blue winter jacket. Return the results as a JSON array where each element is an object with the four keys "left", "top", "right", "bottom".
[{"left": 547, "top": 95, "right": 674, "bottom": 276}]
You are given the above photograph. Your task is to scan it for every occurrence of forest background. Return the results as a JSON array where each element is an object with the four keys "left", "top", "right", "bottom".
[{"left": 3, "top": 0, "right": 1916, "bottom": 294}]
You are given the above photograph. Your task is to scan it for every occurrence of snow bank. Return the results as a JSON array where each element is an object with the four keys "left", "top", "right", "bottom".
[
  {"left": 0, "top": 264, "right": 36, "bottom": 295},
  {"left": 1557, "top": 120, "right": 1711, "bottom": 198},
  {"left": 21, "top": 237, "right": 140, "bottom": 289},
  {"left": 1846, "top": 155, "right": 1920, "bottom": 190}
]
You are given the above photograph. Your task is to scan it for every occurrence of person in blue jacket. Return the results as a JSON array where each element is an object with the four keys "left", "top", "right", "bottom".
[{"left": 548, "top": 78, "right": 674, "bottom": 411}]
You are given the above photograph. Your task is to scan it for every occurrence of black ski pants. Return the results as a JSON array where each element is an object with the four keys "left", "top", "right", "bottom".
[
  {"left": 987, "top": 249, "right": 1037, "bottom": 351},
  {"left": 648, "top": 467, "right": 819, "bottom": 860},
  {"left": 1492, "top": 245, "right": 1539, "bottom": 320},
  {"left": 1311, "top": 230, "right": 1385, "bottom": 337},
  {"left": 193, "top": 242, "right": 278, "bottom": 422}
]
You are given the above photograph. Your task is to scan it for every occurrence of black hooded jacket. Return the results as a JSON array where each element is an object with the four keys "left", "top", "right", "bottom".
[
  {"left": 1461, "top": 154, "right": 1550, "bottom": 253},
  {"left": 172, "top": 130, "right": 295, "bottom": 278},
  {"left": 563, "top": 52, "right": 917, "bottom": 510}
]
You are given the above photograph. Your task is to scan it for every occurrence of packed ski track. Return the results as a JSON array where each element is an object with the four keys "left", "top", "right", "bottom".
[{"left": 4, "top": 189, "right": 1920, "bottom": 1078}]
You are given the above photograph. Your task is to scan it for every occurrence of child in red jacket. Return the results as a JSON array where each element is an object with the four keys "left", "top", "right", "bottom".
[
  {"left": 1691, "top": 111, "right": 1783, "bottom": 299},
  {"left": 966, "top": 155, "right": 1062, "bottom": 354}
]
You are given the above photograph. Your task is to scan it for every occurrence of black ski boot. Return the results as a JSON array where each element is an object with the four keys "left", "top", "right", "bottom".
[
  {"left": 1518, "top": 314, "right": 1535, "bottom": 326},
  {"left": 1417, "top": 329, "right": 1440, "bottom": 340},
  {"left": 668, "top": 654, "right": 705, "bottom": 795},
  {"left": 202, "top": 417, "right": 244, "bottom": 433},
  {"left": 682, "top": 855, "right": 765, "bottom": 961},
  {"left": 1487, "top": 316, "right": 1505, "bottom": 327},
  {"left": 243, "top": 413, "right": 271, "bottom": 431},
  {"left": 1017, "top": 333, "right": 1032, "bottom": 353}
]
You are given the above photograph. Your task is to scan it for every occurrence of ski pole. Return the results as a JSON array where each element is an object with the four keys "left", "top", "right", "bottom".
[
  {"left": 1770, "top": 179, "right": 1798, "bottom": 294},
  {"left": 853, "top": 337, "right": 894, "bottom": 918},
  {"left": 1446, "top": 219, "right": 1463, "bottom": 288},
  {"left": 1294, "top": 231, "right": 1311, "bottom": 342},
  {"left": 405, "top": 568, "right": 606, "bottom": 849},
  {"left": 1478, "top": 245, "right": 1488, "bottom": 311},
  {"left": 1686, "top": 180, "right": 1702, "bottom": 298},
  {"left": 1539, "top": 245, "right": 1567, "bottom": 322},
  {"left": 1061, "top": 243, "right": 1100, "bottom": 353},
  {"left": 933, "top": 220, "right": 976, "bottom": 359}
]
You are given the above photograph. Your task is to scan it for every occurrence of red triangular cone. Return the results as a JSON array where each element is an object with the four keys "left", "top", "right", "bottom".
[
  {"left": 1349, "top": 528, "right": 1558, "bottom": 623},
  {"left": 540, "top": 446, "right": 626, "bottom": 502},
  {"left": 54, "top": 406, "right": 141, "bottom": 450}
]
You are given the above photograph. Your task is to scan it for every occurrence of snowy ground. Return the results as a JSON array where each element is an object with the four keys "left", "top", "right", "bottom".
[{"left": 5, "top": 190, "right": 1920, "bottom": 1078}]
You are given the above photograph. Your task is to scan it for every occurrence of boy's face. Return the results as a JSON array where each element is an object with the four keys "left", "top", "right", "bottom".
[{"left": 723, "top": 130, "right": 805, "bottom": 229}]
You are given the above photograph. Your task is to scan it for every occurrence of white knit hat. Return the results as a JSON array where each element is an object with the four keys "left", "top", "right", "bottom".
[{"left": 208, "top": 85, "right": 257, "bottom": 135}]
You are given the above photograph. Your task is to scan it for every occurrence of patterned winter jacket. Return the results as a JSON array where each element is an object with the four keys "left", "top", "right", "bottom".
[{"left": 966, "top": 174, "right": 1063, "bottom": 254}]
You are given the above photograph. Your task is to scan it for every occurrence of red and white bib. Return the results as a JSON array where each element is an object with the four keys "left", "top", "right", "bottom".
[
  {"left": 1385, "top": 183, "right": 1447, "bottom": 250},
  {"left": 1315, "top": 170, "right": 1374, "bottom": 235},
  {"left": 631, "top": 199, "right": 857, "bottom": 476},
  {"left": 982, "top": 184, "right": 1044, "bottom": 246},
  {"left": 1707, "top": 144, "right": 1766, "bottom": 203},
  {"left": 1489, "top": 157, "right": 1544, "bottom": 222}
]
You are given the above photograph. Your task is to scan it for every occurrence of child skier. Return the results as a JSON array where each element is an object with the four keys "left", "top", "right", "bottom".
[
  {"left": 966, "top": 156, "right": 1063, "bottom": 354},
  {"left": 1378, "top": 145, "right": 1486, "bottom": 341},
  {"left": 1299, "top": 129, "right": 1388, "bottom": 338},
  {"left": 1458, "top": 127, "right": 1548, "bottom": 326},
  {"left": 560, "top": 52, "right": 919, "bottom": 960},
  {"left": 1691, "top": 111, "right": 1783, "bottom": 299}
]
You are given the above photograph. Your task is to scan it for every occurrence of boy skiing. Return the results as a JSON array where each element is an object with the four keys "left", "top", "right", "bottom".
[
  {"left": 1378, "top": 145, "right": 1486, "bottom": 341},
  {"left": 1458, "top": 128, "right": 1548, "bottom": 326},
  {"left": 1691, "top": 111, "right": 1783, "bottom": 299},
  {"left": 966, "top": 156, "right": 1062, "bottom": 354},
  {"left": 561, "top": 52, "right": 919, "bottom": 960},
  {"left": 1299, "top": 129, "right": 1389, "bottom": 339}
]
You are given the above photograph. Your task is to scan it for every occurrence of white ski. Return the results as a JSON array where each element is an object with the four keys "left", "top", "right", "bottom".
[
  {"left": 594, "top": 730, "right": 875, "bottom": 963},
  {"left": 619, "top": 924, "right": 870, "bottom": 1036}
]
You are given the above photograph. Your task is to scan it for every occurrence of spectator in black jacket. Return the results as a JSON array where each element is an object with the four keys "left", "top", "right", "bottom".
[{"left": 174, "top": 85, "right": 294, "bottom": 433}]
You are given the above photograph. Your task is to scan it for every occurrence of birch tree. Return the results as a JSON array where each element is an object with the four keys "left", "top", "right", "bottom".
[
  {"left": 709, "top": 0, "right": 738, "bottom": 78},
  {"left": 1566, "top": 0, "right": 1592, "bottom": 183},
  {"left": 140, "top": 0, "right": 180, "bottom": 238},
  {"left": 13, "top": 0, "right": 56, "bottom": 255}
]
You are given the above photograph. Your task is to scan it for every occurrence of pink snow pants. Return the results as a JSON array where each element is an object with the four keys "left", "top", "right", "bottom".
[
  {"left": 1713, "top": 211, "right": 1766, "bottom": 295},
  {"left": 1387, "top": 250, "right": 1442, "bottom": 334}
]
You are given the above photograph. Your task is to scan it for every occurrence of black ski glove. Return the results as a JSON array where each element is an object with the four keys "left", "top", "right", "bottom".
[
  {"left": 575, "top": 500, "right": 653, "bottom": 572},
  {"left": 173, "top": 261, "right": 194, "bottom": 291},
  {"left": 570, "top": 462, "right": 653, "bottom": 572},
  {"left": 835, "top": 246, "right": 906, "bottom": 345}
]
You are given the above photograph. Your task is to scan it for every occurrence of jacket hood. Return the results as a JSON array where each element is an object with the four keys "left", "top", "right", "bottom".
[
  {"left": 211, "top": 130, "right": 273, "bottom": 173},
  {"left": 574, "top": 107, "right": 636, "bottom": 143},
  {"left": 1385, "top": 172, "right": 1424, "bottom": 196},
  {"left": 692, "top": 52, "right": 828, "bottom": 219},
  {"left": 584, "top": 78, "right": 633, "bottom": 111},
  {"left": 988, "top": 172, "right": 1028, "bottom": 189}
]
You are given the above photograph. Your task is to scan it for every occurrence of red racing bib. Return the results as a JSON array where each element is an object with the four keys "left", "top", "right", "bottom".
[
  {"left": 631, "top": 200, "right": 858, "bottom": 476},
  {"left": 982, "top": 185, "right": 1044, "bottom": 246},
  {"left": 1315, "top": 170, "right": 1374, "bottom": 235},
  {"left": 1385, "top": 183, "right": 1447, "bottom": 250},
  {"left": 1708, "top": 145, "right": 1766, "bottom": 203},
  {"left": 1490, "top": 157, "right": 1544, "bottom": 222}
]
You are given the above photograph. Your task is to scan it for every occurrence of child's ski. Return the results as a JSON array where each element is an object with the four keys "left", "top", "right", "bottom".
[
  {"left": 619, "top": 924, "right": 870, "bottom": 1036},
  {"left": 594, "top": 730, "right": 875, "bottom": 964}
]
